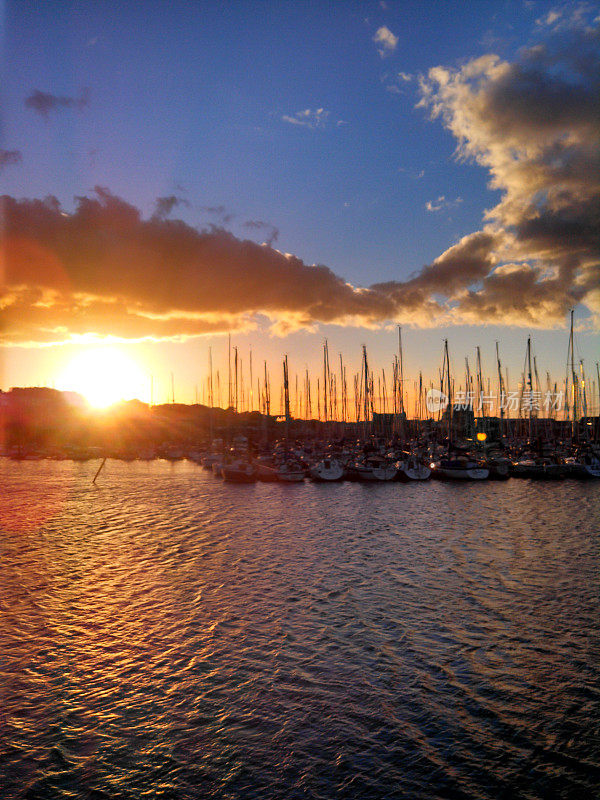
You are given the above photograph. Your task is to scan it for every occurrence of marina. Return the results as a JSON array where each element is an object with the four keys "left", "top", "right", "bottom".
[{"left": 4, "top": 321, "right": 599, "bottom": 484}]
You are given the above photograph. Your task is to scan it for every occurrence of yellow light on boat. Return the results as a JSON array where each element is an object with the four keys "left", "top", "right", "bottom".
[{"left": 477, "top": 432, "right": 487, "bottom": 442}]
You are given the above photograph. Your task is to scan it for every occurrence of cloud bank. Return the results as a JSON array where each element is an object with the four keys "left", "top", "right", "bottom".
[
  {"left": 2, "top": 18, "right": 598, "bottom": 345},
  {"left": 417, "top": 14, "right": 599, "bottom": 326}
]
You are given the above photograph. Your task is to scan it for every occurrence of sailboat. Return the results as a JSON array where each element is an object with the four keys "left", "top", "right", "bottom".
[
  {"left": 277, "top": 460, "right": 306, "bottom": 482},
  {"left": 434, "top": 454, "right": 490, "bottom": 480},
  {"left": 277, "top": 355, "right": 306, "bottom": 482},
  {"left": 564, "top": 449, "right": 600, "bottom": 479},
  {"left": 222, "top": 459, "right": 258, "bottom": 483},
  {"left": 354, "top": 455, "right": 398, "bottom": 481},
  {"left": 431, "top": 341, "right": 489, "bottom": 480},
  {"left": 309, "top": 457, "right": 346, "bottom": 482},
  {"left": 396, "top": 451, "right": 431, "bottom": 481}
]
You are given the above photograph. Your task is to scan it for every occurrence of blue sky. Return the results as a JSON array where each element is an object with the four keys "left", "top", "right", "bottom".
[
  {"left": 2, "top": 0, "right": 509, "bottom": 277},
  {"left": 2, "top": 1, "right": 599, "bottom": 407}
]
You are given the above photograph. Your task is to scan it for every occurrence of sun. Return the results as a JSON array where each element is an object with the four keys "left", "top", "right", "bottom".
[{"left": 56, "top": 347, "right": 149, "bottom": 408}]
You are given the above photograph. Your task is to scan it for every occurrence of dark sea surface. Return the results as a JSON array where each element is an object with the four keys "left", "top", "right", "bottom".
[{"left": 1, "top": 459, "right": 599, "bottom": 800}]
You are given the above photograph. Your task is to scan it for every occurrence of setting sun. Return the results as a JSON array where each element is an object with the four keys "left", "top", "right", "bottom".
[{"left": 56, "top": 347, "right": 149, "bottom": 408}]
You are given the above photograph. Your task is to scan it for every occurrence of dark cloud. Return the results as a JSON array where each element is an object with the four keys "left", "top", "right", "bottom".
[
  {"left": 25, "top": 88, "right": 90, "bottom": 118},
  {"left": 200, "top": 205, "right": 234, "bottom": 224},
  {"left": 1, "top": 189, "right": 400, "bottom": 344},
  {"left": 243, "top": 219, "right": 279, "bottom": 246},
  {"left": 0, "top": 150, "right": 22, "bottom": 171},
  {"left": 152, "top": 195, "right": 190, "bottom": 220}
]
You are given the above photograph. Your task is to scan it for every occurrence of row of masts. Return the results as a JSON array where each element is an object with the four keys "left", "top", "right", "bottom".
[{"left": 154, "top": 317, "right": 599, "bottom": 428}]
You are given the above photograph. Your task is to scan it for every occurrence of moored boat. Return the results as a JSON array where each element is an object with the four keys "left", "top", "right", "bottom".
[
  {"left": 309, "top": 457, "right": 345, "bottom": 482},
  {"left": 222, "top": 460, "right": 257, "bottom": 483},
  {"left": 484, "top": 457, "right": 511, "bottom": 480},
  {"left": 201, "top": 453, "right": 222, "bottom": 470},
  {"left": 432, "top": 456, "right": 489, "bottom": 481},
  {"left": 511, "top": 457, "right": 564, "bottom": 480},
  {"left": 354, "top": 456, "right": 397, "bottom": 482},
  {"left": 256, "top": 462, "right": 279, "bottom": 482},
  {"left": 396, "top": 453, "right": 431, "bottom": 482},
  {"left": 563, "top": 452, "right": 600, "bottom": 479},
  {"left": 277, "top": 460, "right": 305, "bottom": 482}
]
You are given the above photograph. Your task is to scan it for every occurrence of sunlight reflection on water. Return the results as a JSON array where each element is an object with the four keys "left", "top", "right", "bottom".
[{"left": 1, "top": 460, "right": 599, "bottom": 799}]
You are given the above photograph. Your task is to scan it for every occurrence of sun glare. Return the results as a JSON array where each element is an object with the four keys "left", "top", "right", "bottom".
[{"left": 56, "top": 347, "right": 149, "bottom": 408}]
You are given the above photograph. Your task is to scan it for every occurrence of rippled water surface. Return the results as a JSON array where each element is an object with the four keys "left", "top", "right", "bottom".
[{"left": 1, "top": 460, "right": 599, "bottom": 799}]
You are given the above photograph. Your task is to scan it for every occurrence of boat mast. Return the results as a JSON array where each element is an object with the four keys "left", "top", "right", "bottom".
[
  {"left": 282, "top": 355, "right": 291, "bottom": 459},
  {"left": 264, "top": 360, "right": 270, "bottom": 417},
  {"left": 295, "top": 373, "right": 299, "bottom": 420},
  {"left": 362, "top": 345, "right": 370, "bottom": 438},
  {"left": 443, "top": 339, "right": 452, "bottom": 450},
  {"left": 392, "top": 357, "right": 398, "bottom": 433},
  {"left": 496, "top": 342, "right": 506, "bottom": 440},
  {"left": 228, "top": 333, "right": 232, "bottom": 409},
  {"left": 567, "top": 309, "right": 578, "bottom": 440},
  {"left": 208, "top": 346, "right": 214, "bottom": 440},
  {"left": 465, "top": 356, "right": 472, "bottom": 405},
  {"left": 283, "top": 355, "right": 290, "bottom": 421},
  {"left": 249, "top": 346, "right": 253, "bottom": 412},
  {"left": 317, "top": 377, "right": 321, "bottom": 422},
  {"left": 596, "top": 362, "right": 600, "bottom": 442},
  {"left": 526, "top": 336, "right": 533, "bottom": 442},
  {"left": 580, "top": 359, "right": 589, "bottom": 440},
  {"left": 398, "top": 326, "right": 404, "bottom": 415},
  {"left": 209, "top": 347, "right": 213, "bottom": 408},
  {"left": 323, "top": 340, "right": 328, "bottom": 424},
  {"left": 239, "top": 356, "right": 244, "bottom": 412},
  {"left": 339, "top": 353, "right": 345, "bottom": 423},
  {"left": 234, "top": 346, "right": 238, "bottom": 412},
  {"left": 476, "top": 346, "right": 485, "bottom": 435}
]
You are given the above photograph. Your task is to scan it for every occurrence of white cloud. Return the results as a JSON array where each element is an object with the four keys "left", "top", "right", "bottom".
[
  {"left": 536, "top": 9, "right": 562, "bottom": 27},
  {"left": 425, "top": 195, "right": 463, "bottom": 212},
  {"left": 282, "top": 108, "right": 330, "bottom": 129},
  {"left": 373, "top": 26, "right": 398, "bottom": 57},
  {"left": 384, "top": 69, "right": 414, "bottom": 94}
]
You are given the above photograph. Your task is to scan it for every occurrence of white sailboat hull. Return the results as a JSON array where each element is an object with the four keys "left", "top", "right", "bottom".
[
  {"left": 435, "top": 462, "right": 489, "bottom": 480},
  {"left": 309, "top": 460, "right": 345, "bottom": 482},
  {"left": 355, "top": 464, "right": 397, "bottom": 481},
  {"left": 397, "top": 463, "right": 431, "bottom": 481}
]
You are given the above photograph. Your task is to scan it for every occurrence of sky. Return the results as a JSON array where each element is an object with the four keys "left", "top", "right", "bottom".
[{"left": 1, "top": 0, "right": 599, "bottom": 411}]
